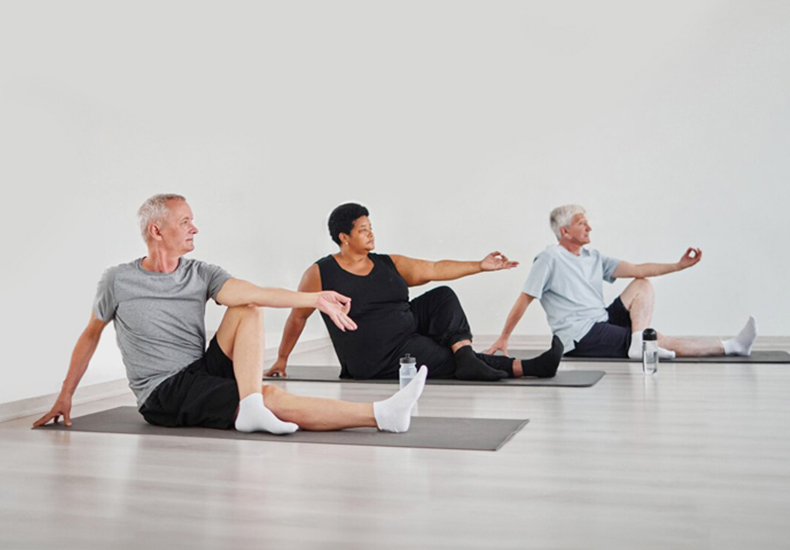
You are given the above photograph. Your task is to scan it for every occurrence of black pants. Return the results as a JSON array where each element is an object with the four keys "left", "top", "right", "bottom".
[{"left": 386, "top": 286, "right": 514, "bottom": 379}]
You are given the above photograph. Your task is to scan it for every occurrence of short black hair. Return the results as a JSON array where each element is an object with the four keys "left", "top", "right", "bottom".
[{"left": 328, "top": 203, "right": 369, "bottom": 245}]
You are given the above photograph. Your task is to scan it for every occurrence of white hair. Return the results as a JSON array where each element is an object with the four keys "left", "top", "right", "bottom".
[
  {"left": 137, "top": 194, "right": 186, "bottom": 243},
  {"left": 549, "top": 204, "right": 586, "bottom": 240}
]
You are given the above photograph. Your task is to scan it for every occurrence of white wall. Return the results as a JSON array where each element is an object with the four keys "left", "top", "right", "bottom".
[{"left": 2, "top": 1, "right": 788, "bottom": 404}]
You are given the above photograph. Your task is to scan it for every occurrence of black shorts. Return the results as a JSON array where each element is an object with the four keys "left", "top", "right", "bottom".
[
  {"left": 565, "top": 297, "right": 633, "bottom": 358},
  {"left": 139, "top": 337, "right": 239, "bottom": 429}
]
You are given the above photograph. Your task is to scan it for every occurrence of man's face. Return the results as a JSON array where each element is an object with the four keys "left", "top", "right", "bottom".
[
  {"left": 563, "top": 213, "right": 591, "bottom": 245},
  {"left": 343, "top": 215, "right": 375, "bottom": 251},
  {"left": 157, "top": 199, "right": 198, "bottom": 255}
]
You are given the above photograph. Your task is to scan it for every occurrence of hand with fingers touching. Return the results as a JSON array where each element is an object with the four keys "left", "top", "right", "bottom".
[
  {"left": 480, "top": 251, "right": 519, "bottom": 272},
  {"left": 264, "top": 357, "right": 288, "bottom": 378},
  {"left": 314, "top": 291, "right": 358, "bottom": 332},
  {"left": 678, "top": 247, "right": 702, "bottom": 270},
  {"left": 32, "top": 393, "right": 73, "bottom": 428},
  {"left": 484, "top": 335, "right": 510, "bottom": 356}
]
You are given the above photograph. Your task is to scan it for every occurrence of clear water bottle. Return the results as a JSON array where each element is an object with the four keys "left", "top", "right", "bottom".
[
  {"left": 642, "top": 328, "right": 658, "bottom": 375},
  {"left": 399, "top": 354, "right": 417, "bottom": 389}
]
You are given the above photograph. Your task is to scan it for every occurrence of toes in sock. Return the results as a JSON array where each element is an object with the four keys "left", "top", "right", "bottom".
[
  {"left": 454, "top": 345, "right": 508, "bottom": 381},
  {"left": 235, "top": 393, "right": 299, "bottom": 435},
  {"left": 723, "top": 316, "right": 757, "bottom": 356},
  {"left": 520, "top": 335, "right": 564, "bottom": 378},
  {"left": 374, "top": 365, "right": 428, "bottom": 432}
]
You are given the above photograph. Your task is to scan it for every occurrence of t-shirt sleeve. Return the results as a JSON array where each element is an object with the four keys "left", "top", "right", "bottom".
[
  {"left": 196, "top": 261, "right": 233, "bottom": 303},
  {"left": 522, "top": 254, "right": 552, "bottom": 299},
  {"left": 92, "top": 268, "right": 118, "bottom": 322},
  {"left": 601, "top": 253, "right": 621, "bottom": 283}
]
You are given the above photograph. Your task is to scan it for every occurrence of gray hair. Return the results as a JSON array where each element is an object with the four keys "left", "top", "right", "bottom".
[
  {"left": 137, "top": 194, "right": 186, "bottom": 242},
  {"left": 549, "top": 204, "right": 586, "bottom": 240}
]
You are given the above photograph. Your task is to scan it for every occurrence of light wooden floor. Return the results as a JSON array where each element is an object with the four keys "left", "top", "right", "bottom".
[{"left": 3, "top": 338, "right": 790, "bottom": 550}]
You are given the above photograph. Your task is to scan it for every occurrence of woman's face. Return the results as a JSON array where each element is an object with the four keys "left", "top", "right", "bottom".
[{"left": 342, "top": 216, "right": 375, "bottom": 252}]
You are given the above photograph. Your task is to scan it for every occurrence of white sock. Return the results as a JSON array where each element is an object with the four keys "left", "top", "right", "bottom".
[
  {"left": 628, "top": 331, "right": 676, "bottom": 360},
  {"left": 234, "top": 393, "right": 299, "bottom": 435},
  {"left": 723, "top": 316, "right": 757, "bottom": 356},
  {"left": 373, "top": 366, "right": 428, "bottom": 433}
]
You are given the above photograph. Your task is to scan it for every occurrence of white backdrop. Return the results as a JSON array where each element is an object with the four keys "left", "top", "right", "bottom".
[{"left": 2, "top": 1, "right": 788, "bottom": 404}]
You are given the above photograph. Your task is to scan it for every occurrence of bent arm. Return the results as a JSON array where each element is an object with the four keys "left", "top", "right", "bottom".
[
  {"left": 33, "top": 314, "right": 109, "bottom": 427},
  {"left": 391, "top": 251, "right": 518, "bottom": 287}
]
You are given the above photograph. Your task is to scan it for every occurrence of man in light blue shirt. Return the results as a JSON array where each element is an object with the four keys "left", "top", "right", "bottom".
[{"left": 487, "top": 205, "right": 757, "bottom": 360}]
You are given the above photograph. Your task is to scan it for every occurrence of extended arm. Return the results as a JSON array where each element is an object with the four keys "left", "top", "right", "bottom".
[
  {"left": 216, "top": 277, "right": 356, "bottom": 332},
  {"left": 264, "top": 265, "right": 322, "bottom": 378},
  {"left": 484, "top": 293, "right": 536, "bottom": 355},
  {"left": 391, "top": 251, "right": 519, "bottom": 287},
  {"left": 33, "top": 314, "right": 109, "bottom": 427},
  {"left": 612, "top": 247, "right": 702, "bottom": 279}
]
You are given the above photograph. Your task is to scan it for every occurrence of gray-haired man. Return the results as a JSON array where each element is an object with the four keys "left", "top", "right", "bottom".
[
  {"left": 34, "top": 194, "right": 426, "bottom": 434},
  {"left": 487, "top": 204, "right": 756, "bottom": 360}
]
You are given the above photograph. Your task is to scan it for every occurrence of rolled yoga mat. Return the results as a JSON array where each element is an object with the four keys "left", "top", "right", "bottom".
[
  {"left": 36, "top": 406, "right": 528, "bottom": 452},
  {"left": 266, "top": 365, "right": 605, "bottom": 387},
  {"left": 509, "top": 349, "right": 790, "bottom": 363}
]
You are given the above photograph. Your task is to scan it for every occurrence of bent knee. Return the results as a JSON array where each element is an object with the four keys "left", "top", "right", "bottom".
[
  {"left": 228, "top": 305, "right": 264, "bottom": 323},
  {"left": 428, "top": 285, "right": 458, "bottom": 301},
  {"left": 632, "top": 278, "right": 653, "bottom": 292}
]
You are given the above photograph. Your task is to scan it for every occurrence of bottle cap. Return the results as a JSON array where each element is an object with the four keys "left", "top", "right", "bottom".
[
  {"left": 642, "top": 328, "right": 657, "bottom": 341},
  {"left": 400, "top": 354, "right": 416, "bottom": 364}
]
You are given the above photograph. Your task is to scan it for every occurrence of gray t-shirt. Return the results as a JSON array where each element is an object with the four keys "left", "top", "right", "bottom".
[
  {"left": 523, "top": 245, "right": 621, "bottom": 353},
  {"left": 93, "top": 258, "right": 233, "bottom": 408}
]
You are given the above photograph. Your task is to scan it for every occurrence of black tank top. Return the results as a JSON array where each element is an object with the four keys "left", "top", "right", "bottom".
[{"left": 316, "top": 253, "right": 416, "bottom": 379}]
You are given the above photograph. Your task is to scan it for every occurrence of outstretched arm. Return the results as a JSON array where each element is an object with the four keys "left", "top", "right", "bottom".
[
  {"left": 33, "top": 314, "right": 109, "bottom": 427},
  {"left": 485, "top": 293, "right": 536, "bottom": 355},
  {"left": 391, "top": 251, "right": 519, "bottom": 287},
  {"left": 216, "top": 277, "right": 357, "bottom": 332},
  {"left": 613, "top": 247, "right": 702, "bottom": 279},
  {"left": 264, "top": 265, "right": 322, "bottom": 378}
]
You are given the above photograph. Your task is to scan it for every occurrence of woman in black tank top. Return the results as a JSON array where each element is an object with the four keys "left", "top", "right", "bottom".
[{"left": 270, "top": 203, "right": 563, "bottom": 381}]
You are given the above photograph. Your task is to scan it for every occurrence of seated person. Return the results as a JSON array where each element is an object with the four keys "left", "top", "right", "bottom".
[
  {"left": 34, "top": 194, "right": 425, "bottom": 435},
  {"left": 486, "top": 204, "right": 757, "bottom": 360},
  {"left": 265, "top": 203, "right": 563, "bottom": 381}
]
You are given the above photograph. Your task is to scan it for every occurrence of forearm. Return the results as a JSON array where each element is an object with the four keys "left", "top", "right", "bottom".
[
  {"left": 631, "top": 263, "right": 682, "bottom": 278},
  {"left": 219, "top": 280, "right": 318, "bottom": 309},
  {"left": 430, "top": 260, "right": 483, "bottom": 282},
  {"left": 61, "top": 331, "right": 102, "bottom": 396},
  {"left": 277, "top": 312, "right": 309, "bottom": 360},
  {"left": 499, "top": 294, "right": 531, "bottom": 338}
]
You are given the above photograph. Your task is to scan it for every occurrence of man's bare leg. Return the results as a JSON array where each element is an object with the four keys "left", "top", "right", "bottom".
[
  {"left": 620, "top": 279, "right": 754, "bottom": 357},
  {"left": 215, "top": 306, "right": 427, "bottom": 433},
  {"left": 215, "top": 306, "right": 298, "bottom": 433},
  {"left": 263, "top": 366, "right": 428, "bottom": 433}
]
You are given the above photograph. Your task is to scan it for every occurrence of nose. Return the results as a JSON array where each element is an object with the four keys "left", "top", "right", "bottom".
[{"left": 190, "top": 223, "right": 198, "bottom": 234}]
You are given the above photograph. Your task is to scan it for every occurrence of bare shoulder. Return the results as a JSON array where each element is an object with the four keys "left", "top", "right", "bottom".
[{"left": 299, "top": 264, "right": 322, "bottom": 292}]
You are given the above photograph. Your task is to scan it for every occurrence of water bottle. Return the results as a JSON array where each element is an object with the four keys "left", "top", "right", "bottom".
[
  {"left": 642, "top": 328, "right": 658, "bottom": 375},
  {"left": 399, "top": 354, "right": 417, "bottom": 389}
]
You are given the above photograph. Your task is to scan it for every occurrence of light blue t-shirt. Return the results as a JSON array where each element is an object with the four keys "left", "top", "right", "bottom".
[
  {"left": 93, "top": 258, "right": 233, "bottom": 408},
  {"left": 523, "top": 245, "right": 621, "bottom": 353}
]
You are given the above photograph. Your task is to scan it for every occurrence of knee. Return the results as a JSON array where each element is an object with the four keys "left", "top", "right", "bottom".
[
  {"left": 633, "top": 278, "right": 653, "bottom": 294},
  {"left": 429, "top": 286, "right": 458, "bottom": 302},
  {"left": 229, "top": 305, "right": 264, "bottom": 326}
]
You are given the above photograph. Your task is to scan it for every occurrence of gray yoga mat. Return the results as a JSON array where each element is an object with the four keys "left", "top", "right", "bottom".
[
  {"left": 266, "top": 366, "right": 605, "bottom": 387},
  {"left": 36, "top": 406, "right": 528, "bottom": 451},
  {"left": 510, "top": 349, "right": 790, "bottom": 363}
]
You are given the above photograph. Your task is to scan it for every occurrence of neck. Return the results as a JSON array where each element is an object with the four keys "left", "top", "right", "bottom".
[
  {"left": 559, "top": 240, "right": 583, "bottom": 256},
  {"left": 336, "top": 248, "right": 370, "bottom": 265},
  {"left": 142, "top": 246, "right": 182, "bottom": 273}
]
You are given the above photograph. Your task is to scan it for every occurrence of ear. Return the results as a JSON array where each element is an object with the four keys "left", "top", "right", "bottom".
[
  {"left": 149, "top": 223, "right": 164, "bottom": 242},
  {"left": 339, "top": 232, "right": 350, "bottom": 244}
]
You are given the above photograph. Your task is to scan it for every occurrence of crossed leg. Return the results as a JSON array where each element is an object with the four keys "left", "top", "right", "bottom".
[
  {"left": 619, "top": 278, "right": 730, "bottom": 356},
  {"left": 215, "top": 305, "right": 423, "bottom": 432}
]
